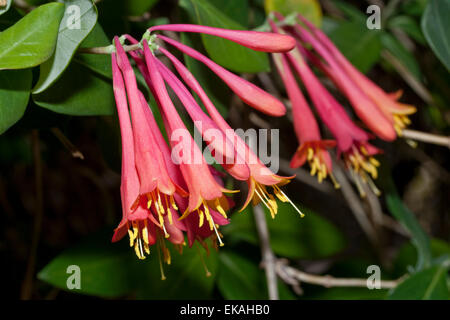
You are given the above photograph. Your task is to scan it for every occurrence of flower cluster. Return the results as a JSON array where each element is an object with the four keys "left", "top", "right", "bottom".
[
  {"left": 110, "top": 24, "right": 301, "bottom": 266},
  {"left": 269, "top": 13, "right": 416, "bottom": 196}
]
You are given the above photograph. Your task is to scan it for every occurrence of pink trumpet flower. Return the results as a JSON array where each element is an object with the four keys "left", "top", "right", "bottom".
[
  {"left": 159, "top": 45, "right": 304, "bottom": 219},
  {"left": 287, "top": 48, "right": 382, "bottom": 196},
  {"left": 143, "top": 40, "right": 234, "bottom": 244},
  {"left": 156, "top": 35, "right": 287, "bottom": 117},
  {"left": 296, "top": 14, "right": 416, "bottom": 136},
  {"left": 149, "top": 24, "right": 296, "bottom": 52},
  {"left": 111, "top": 42, "right": 186, "bottom": 261},
  {"left": 269, "top": 20, "right": 338, "bottom": 186}
]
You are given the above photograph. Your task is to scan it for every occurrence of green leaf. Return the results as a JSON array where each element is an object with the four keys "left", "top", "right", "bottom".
[
  {"left": 421, "top": 0, "right": 450, "bottom": 71},
  {"left": 388, "top": 15, "right": 426, "bottom": 44},
  {"left": 0, "top": 0, "right": 11, "bottom": 16},
  {"left": 224, "top": 202, "right": 346, "bottom": 259},
  {"left": 209, "top": 0, "right": 249, "bottom": 27},
  {"left": 136, "top": 242, "right": 219, "bottom": 299},
  {"left": 385, "top": 192, "right": 432, "bottom": 271},
  {"left": 33, "top": 0, "right": 98, "bottom": 94},
  {"left": 217, "top": 251, "right": 296, "bottom": 299},
  {"left": 33, "top": 61, "right": 114, "bottom": 116},
  {"left": 327, "top": 21, "right": 382, "bottom": 72},
  {"left": 0, "top": 3, "right": 65, "bottom": 70},
  {"left": 0, "top": 69, "right": 32, "bottom": 134},
  {"left": 381, "top": 33, "right": 422, "bottom": 80},
  {"left": 388, "top": 261, "right": 450, "bottom": 300},
  {"left": 75, "top": 23, "right": 112, "bottom": 78},
  {"left": 38, "top": 229, "right": 140, "bottom": 298},
  {"left": 125, "top": 0, "right": 158, "bottom": 16},
  {"left": 180, "top": 0, "right": 270, "bottom": 73},
  {"left": 264, "top": 0, "right": 322, "bottom": 26}
]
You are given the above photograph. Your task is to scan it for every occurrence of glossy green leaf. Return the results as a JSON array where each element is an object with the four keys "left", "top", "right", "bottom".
[
  {"left": 421, "top": 0, "right": 450, "bottom": 71},
  {"left": 327, "top": 21, "right": 382, "bottom": 72},
  {"left": 381, "top": 33, "right": 422, "bottom": 80},
  {"left": 0, "top": 0, "right": 11, "bottom": 16},
  {"left": 217, "top": 251, "right": 296, "bottom": 299},
  {"left": 33, "top": 0, "right": 98, "bottom": 94},
  {"left": 264, "top": 0, "right": 322, "bottom": 26},
  {"left": 0, "top": 69, "right": 32, "bottom": 134},
  {"left": 0, "top": 3, "right": 65, "bottom": 70},
  {"left": 224, "top": 202, "right": 346, "bottom": 259},
  {"left": 209, "top": 0, "right": 249, "bottom": 27},
  {"left": 75, "top": 23, "right": 112, "bottom": 78},
  {"left": 33, "top": 61, "right": 114, "bottom": 116},
  {"left": 388, "top": 261, "right": 450, "bottom": 300},
  {"left": 180, "top": 0, "right": 270, "bottom": 73}
]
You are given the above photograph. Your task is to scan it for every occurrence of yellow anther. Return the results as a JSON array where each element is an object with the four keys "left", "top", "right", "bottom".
[
  {"left": 127, "top": 229, "right": 135, "bottom": 247},
  {"left": 198, "top": 209, "right": 204, "bottom": 228},
  {"left": 170, "top": 195, "right": 178, "bottom": 210},
  {"left": 215, "top": 198, "right": 228, "bottom": 219},
  {"left": 307, "top": 147, "right": 314, "bottom": 161}
]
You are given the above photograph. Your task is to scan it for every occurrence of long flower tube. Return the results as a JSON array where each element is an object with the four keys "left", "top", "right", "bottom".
[
  {"left": 142, "top": 40, "right": 235, "bottom": 239},
  {"left": 156, "top": 35, "right": 287, "bottom": 117},
  {"left": 269, "top": 20, "right": 337, "bottom": 186},
  {"left": 286, "top": 48, "right": 382, "bottom": 196},
  {"left": 148, "top": 24, "right": 296, "bottom": 52},
  {"left": 158, "top": 46, "right": 304, "bottom": 218},
  {"left": 154, "top": 59, "right": 250, "bottom": 181}
]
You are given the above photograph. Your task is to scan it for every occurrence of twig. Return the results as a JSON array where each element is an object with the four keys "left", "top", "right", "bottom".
[
  {"left": 402, "top": 129, "right": 450, "bottom": 149},
  {"left": 127, "top": 11, "right": 152, "bottom": 23},
  {"left": 51, "top": 127, "right": 85, "bottom": 160},
  {"left": 253, "top": 204, "right": 279, "bottom": 300},
  {"left": 278, "top": 260, "right": 401, "bottom": 289},
  {"left": 20, "top": 130, "right": 44, "bottom": 299},
  {"left": 78, "top": 43, "right": 141, "bottom": 55},
  {"left": 13, "top": 0, "right": 34, "bottom": 12}
]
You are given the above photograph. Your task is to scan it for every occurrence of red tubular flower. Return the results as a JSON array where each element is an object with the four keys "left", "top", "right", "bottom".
[
  {"left": 142, "top": 40, "right": 234, "bottom": 244},
  {"left": 156, "top": 35, "right": 287, "bottom": 117},
  {"left": 159, "top": 45, "right": 303, "bottom": 219},
  {"left": 286, "top": 47, "right": 382, "bottom": 196},
  {"left": 296, "top": 14, "right": 416, "bottom": 136},
  {"left": 269, "top": 20, "right": 337, "bottom": 186},
  {"left": 149, "top": 24, "right": 296, "bottom": 52}
]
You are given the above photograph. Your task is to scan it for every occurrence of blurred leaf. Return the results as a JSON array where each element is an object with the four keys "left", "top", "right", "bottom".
[
  {"left": 217, "top": 251, "right": 296, "bottom": 299},
  {"left": 75, "top": 23, "right": 112, "bottom": 78},
  {"left": 209, "top": 0, "right": 249, "bottom": 27},
  {"left": 33, "top": 61, "right": 114, "bottom": 116},
  {"left": 393, "top": 238, "right": 450, "bottom": 277},
  {"left": 33, "top": 0, "right": 98, "bottom": 94},
  {"left": 388, "top": 15, "right": 426, "bottom": 44},
  {"left": 180, "top": 32, "right": 230, "bottom": 117},
  {"left": 381, "top": 33, "right": 422, "bottom": 80},
  {"left": 332, "top": 0, "right": 366, "bottom": 22},
  {"left": 0, "top": 69, "right": 31, "bottom": 134},
  {"left": 327, "top": 21, "right": 382, "bottom": 72},
  {"left": 264, "top": 0, "right": 322, "bottom": 26},
  {"left": 421, "top": 0, "right": 450, "bottom": 71},
  {"left": 0, "top": 3, "right": 65, "bottom": 70},
  {"left": 388, "top": 261, "right": 450, "bottom": 300},
  {"left": 38, "top": 230, "right": 139, "bottom": 298},
  {"left": 136, "top": 242, "right": 219, "bottom": 299},
  {"left": 125, "top": 0, "right": 158, "bottom": 16},
  {"left": 0, "top": 0, "right": 11, "bottom": 16},
  {"left": 180, "top": 0, "right": 270, "bottom": 73},
  {"left": 224, "top": 202, "right": 346, "bottom": 259},
  {"left": 385, "top": 190, "right": 431, "bottom": 270},
  {"left": 402, "top": 0, "right": 429, "bottom": 17}
]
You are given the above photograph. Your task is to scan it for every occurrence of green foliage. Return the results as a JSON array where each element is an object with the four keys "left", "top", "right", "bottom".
[
  {"left": 124, "top": 0, "right": 159, "bottom": 16},
  {"left": 180, "top": 0, "right": 270, "bottom": 73},
  {"left": 224, "top": 202, "right": 346, "bottom": 260},
  {"left": 388, "top": 261, "right": 450, "bottom": 300},
  {"left": 421, "top": 0, "right": 450, "bottom": 71},
  {"left": 0, "top": 3, "right": 65, "bottom": 70},
  {"left": 33, "top": 0, "right": 98, "bottom": 94},
  {"left": 38, "top": 229, "right": 219, "bottom": 299},
  {"left": 0, "top": 69, "right": 32, "bottom": 134},
  {"left": 264, "top": 0, "right": 322, "bottom": 26}
]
